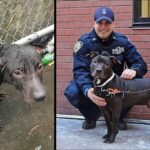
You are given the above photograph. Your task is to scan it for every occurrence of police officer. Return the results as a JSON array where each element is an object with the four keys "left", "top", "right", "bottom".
[{"left": 64, "top": 7, "right": 147, "bottom": 130}]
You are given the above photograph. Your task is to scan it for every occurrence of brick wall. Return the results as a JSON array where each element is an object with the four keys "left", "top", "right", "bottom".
[{"left": 56, "top": 0, "right": 150, "bottom": 119}]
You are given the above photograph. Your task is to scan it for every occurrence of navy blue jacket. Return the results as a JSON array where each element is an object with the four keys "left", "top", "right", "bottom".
[{"left": 73, "top": 29, "right": 148, "bottom": 96}]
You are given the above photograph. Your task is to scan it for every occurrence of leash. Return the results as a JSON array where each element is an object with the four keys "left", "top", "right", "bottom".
[
  {"left": 95, "top": 73, "right": 150, "bottom": 98},
  {"left": 100, "top": 87, "right": 150, "bottom": 97}
]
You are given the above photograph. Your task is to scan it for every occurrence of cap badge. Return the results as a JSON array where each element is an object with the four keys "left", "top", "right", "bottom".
[{"left": 102, "top": 8, "right": 107, "bottom": 14}]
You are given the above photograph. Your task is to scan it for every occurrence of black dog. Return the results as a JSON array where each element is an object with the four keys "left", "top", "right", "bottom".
[
  {"left": 0, "top": 44, "right": 46, "bottom": 104},
  {"left": 90, "top": 51, "right": 150, "bottom": 143}
]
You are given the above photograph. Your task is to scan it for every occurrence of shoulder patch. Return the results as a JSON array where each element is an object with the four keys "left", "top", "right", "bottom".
[
  {"left": 127, "top": 38, "right": 131, "bottom": 42},
  {"left": 73, "top": 41, "right": 83, "bottom": 53}
]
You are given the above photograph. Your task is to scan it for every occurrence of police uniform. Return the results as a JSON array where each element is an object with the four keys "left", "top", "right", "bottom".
[{"left": 64, "top": 29, "right": 147, "bottom": 121}]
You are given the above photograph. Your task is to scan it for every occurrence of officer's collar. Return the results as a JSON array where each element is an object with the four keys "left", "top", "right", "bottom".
[{"left": 90, "top": 29, "right": 117, "bottom": 42}]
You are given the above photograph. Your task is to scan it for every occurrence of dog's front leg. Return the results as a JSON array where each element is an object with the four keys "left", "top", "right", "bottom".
[
  {"left": 108, "top": 96, "right": 122, "bottom": 143},
  {"left": 101, "top": 107, "right": 112, "bottom": 143}
]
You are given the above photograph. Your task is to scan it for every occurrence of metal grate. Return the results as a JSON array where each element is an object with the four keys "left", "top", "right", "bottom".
[{"left": 0, "top": 0, "right": 54, "bottom": 44}]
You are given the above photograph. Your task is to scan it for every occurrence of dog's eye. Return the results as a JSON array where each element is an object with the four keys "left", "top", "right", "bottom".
[
  {"left": 93, "top": 61, "right": 97, "bottom": 65},
  {"left": 12, "top": 68, "right": 24, "bottom": 78},
  {"left": 14, "top": 68, "right": 23, "bottom": 75},
  {"left": 105, "top": 63, "right": 109, "bottom": 67},
  {"left": 14, "top": 70, "right": 21, "bottom": 75}
]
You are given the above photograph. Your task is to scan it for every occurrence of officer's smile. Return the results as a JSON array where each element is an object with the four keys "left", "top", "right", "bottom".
[{"left": 94, "top": 20, "right": 115, "bottom": 40}]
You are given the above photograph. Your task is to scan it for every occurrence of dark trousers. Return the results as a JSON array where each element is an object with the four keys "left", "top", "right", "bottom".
[{"left": 64, "top": 80, "right": 132, "bottom": 121}]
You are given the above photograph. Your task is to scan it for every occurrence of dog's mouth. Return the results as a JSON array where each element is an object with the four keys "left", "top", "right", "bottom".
[
  {"left": 94, "top": 74, "right": 111, "bottom": 86},
  {"left": 94, "top": 74, "right": 107, "bottom": 82},
  {"left": 21, "top": 87, "right": 46, "bottom": 104},
  {"left": 21, "top": 89, "right": 46, "bottom": 104},
  {"left": 22, "top": 92, "right": 36, "bottom": 104}
]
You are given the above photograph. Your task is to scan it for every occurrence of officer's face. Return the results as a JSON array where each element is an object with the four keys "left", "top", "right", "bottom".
[{"left": 94, "top": 20, "right": 115, "bottom": 40}]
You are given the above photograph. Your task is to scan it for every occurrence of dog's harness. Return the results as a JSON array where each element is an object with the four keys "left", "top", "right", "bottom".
[{"left": 95, "top": 73, "right": 124, "bottom": 98}]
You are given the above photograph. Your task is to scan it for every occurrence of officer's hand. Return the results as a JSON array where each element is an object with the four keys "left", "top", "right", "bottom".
[
  {"left": 87, "top": 88, "right": 107, "bottom": 106},
  {"left": 120, "top": 69, "right": 136, "bottom": 80}
]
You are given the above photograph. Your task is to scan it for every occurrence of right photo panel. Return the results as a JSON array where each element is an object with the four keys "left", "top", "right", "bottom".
[{"left": 56, "top": 0, "right": 150, "bottom": 149}]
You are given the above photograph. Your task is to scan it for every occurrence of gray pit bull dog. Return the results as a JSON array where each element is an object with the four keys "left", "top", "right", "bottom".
[
  {"left": 90, "top": 51, "right": 150, "bottom": 143},
  {"left": 0, "top": 44, "right": 46, "bottom": 104}
]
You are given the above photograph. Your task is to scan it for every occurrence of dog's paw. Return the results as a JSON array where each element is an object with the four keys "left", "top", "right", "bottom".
[
  {"left": 102, "top": 133, "right": 111, "bottom": 139},
  {"left": 103, "top": 138, "right": 115, "bottom": 143}
]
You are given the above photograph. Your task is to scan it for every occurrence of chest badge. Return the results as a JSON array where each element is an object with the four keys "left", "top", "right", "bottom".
[{"left": 112, "top": 47, "right": 125, "bottom": 55}]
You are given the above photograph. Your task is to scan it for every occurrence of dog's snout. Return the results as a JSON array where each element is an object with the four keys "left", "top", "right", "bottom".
[
  {"left": 96, "top": 70, "right": 102, "bottom": 74},
  {"left": 34, "top": 88, "right": 46, "bottom": 102},
  {"left": 35, "top": 95, "right": 46, "bottom": 102}
]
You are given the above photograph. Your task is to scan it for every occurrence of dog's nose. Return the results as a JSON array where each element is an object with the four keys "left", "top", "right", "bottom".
[
  {"left": 96, "top": 70, "right": 102, "bottom": 74},
  {"left": 34, "top": 95, "right": 46, "bottom": 102},
  {"left": 33, "top": 88, "right": 46, "bottom": 102}
]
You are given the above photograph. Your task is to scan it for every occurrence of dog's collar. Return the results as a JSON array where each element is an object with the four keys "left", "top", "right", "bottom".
[{"left": 96, "top": 73, "right": 115, "bottom": 88}]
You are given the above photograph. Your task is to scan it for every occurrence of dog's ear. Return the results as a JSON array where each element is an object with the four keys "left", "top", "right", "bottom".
[
  {"left": 101, "top": 51, "right": 110, "bottom": 56},
  {"left": 109, "top": 56, "right": 121, "bottom": 64},
  {"left": 86, "top": 51, "right": 99, "bottom": 59}
]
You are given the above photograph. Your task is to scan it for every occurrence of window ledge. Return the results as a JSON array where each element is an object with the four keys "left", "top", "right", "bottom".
[{"left": 131, "top": 26, "right": 150, "bottom": 30}]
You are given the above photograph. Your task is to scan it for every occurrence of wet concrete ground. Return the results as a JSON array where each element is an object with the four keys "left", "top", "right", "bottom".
[
  {"left": 0, "top": 65, "right": 54, "bottom": 150},
  {"left": 57, "top": 115, "right": 150, "bottom": 150}
]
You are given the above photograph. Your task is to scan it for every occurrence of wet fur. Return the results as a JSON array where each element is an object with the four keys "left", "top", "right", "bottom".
[{"left": 0, "top": 44, "right": 46, "bottom": 103}]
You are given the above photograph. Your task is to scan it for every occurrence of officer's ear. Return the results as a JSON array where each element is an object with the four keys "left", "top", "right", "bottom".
[
  {"left": 109, "top": 56, "right": 121, "bottom": 64},
  {"left": 86, "top": 51, "right": 99, "bottom": 59}
]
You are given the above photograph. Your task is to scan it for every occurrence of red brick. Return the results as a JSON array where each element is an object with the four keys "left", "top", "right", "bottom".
[
  {"left": 112, "top": 6, "right": 132, "bottom": 13},
  {"left": 132, "top": 29, "right": 150, "bottom": 35},
  {"left": 140, "top": 113, "right": 150, "bottom": 119},
  {"left": 57, "top": 75, "right": 72, "bottom": 82},
  {"left": 57, "top": 35, "right": 78, "bottom": 42},
  {"left": 57, "top": 63, "right": 73, "bottom": 69},
  {"left": 111, "top": 0, "right": 132, "bottom": 6},
  {"left": 144, "top": 72, "right": 150, "bottom": 78},
  {"left": 57, "top": 1, "right": 71, "bottom": 8},
  {"left": 130, "top": 106, "right": 142, "bottom": 113},
  {"left": 141, "top": 106, "right": 150, "bottom": 113},
  {"left": 69, "top": 1, "right": 93, "bottom": 8},
  {"left": 127, "top": 113, "right": 142, "bottom": 119},
  {"left": 57, "top": 56, "right": 73, "bottom": 63},
  {"left": 116, "top": 13, "right": 132, "bottom": 21},
  {"left": 93, "top": 1, "right": 111, "bottom": 7},
  {"left": 57, "top": 22, "right": 93, "bottom": 29},
  {"left": 57, "top": 7, "right": 93, "bottom": 16},
  {"left": 57, "top": 29, "right": 90, "bottom": 36},
  {"left": 57, "top": 49, "right": 72, "bottom": 56},
  {"left": 57, "top": 68, "right": 72, "bottom": 76}
]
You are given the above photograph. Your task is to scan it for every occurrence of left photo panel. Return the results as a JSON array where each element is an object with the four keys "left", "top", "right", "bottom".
[{"left": 0, "top": 0, "right": 54, "bottom": 149}]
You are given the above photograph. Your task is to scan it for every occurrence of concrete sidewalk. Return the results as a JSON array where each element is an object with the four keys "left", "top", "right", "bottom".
[{"left": 56, "top": 115, "right": 150, "bottom": 150}]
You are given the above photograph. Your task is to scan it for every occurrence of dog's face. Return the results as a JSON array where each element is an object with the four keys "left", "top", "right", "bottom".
[
  {"left": 0, "top": 44, "right": 46, "bottom": 103},
  {"left": 90, "top": 54, "right": 113, "bottom": 82},
  {"left": 89, "top": 51, "right": 120, "bottom": 84}
]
